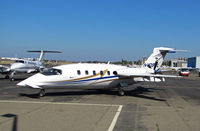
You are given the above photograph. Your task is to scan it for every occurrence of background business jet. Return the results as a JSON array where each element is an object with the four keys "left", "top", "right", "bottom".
[{"left": 0, "top": 50, "right": 61, "bottom": 81}]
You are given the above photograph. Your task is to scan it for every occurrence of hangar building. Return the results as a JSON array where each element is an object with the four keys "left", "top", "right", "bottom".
[{"left": 188, "top": 56, "right": 200, "bottom": 69}]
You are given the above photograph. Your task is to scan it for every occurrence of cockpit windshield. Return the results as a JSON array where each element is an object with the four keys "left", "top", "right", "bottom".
[
  {"left": 42, "top": 68, "right": 62, "bottom": 75},
  {"left": 15, "top": 60, "right": 25, "bottom": 63}
]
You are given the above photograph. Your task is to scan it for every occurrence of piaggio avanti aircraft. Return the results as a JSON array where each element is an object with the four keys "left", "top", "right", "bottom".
[{"left": 17, "top": 47, "right": 185, "bottom": 96}]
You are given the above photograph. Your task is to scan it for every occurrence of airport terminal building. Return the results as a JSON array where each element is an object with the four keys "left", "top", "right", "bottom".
[{"left": 188, "top": 56, "right": 200, "bottom": 69}]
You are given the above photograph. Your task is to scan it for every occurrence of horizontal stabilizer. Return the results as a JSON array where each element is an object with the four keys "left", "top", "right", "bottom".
[
  {"left": 27, "top": 50, "right": 61, "bottom": 53},
  {"left": 27, "top": 50, "right": 61, "bottom": 61},
  {"left": 173, "top": 49, "right": 189, "bottom": 52}
]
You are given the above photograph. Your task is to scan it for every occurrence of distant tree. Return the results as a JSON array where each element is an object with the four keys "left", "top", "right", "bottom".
[{"left": 135, "top": 60, "right": 142, "bottom": 65}]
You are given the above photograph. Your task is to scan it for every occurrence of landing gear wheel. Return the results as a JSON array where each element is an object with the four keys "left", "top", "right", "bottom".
[
  {"left": 10, "top": 78, "right": 14, "bottom": 81},
  {"left": 5, "top": 75, "right": 9, "bottom": 79},
  {"left": 118, "top": 88, "right": 125, "bottom": 96},
  {"left": 39, "top": 89, "right": 45, "bottom": 97}
]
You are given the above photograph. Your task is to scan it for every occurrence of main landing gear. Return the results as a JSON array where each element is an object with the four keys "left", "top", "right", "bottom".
[
  {"left": 118, "top": 83, "right": 128, "bottom": 96},
  {"left": 118, "top": 87, "right": 125, "bottom": 96},
  {"left": 39, "top": 89, "right": 45, "bottom": 97}
]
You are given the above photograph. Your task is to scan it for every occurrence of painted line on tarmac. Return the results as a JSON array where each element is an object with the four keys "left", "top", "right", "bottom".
[
  {"left": 0, "top": 100, "right": 123, "bottom": 130},
  {"left": 0, "top": 100, "right": 122, "bottom": 107},
  {"left": 107, "top": 105, "right": 123, "bottom": 131}
]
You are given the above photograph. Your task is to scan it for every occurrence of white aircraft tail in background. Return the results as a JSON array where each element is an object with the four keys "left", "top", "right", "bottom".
[{"left": 27, "top": 50, "right": 61, "bottom": 62}]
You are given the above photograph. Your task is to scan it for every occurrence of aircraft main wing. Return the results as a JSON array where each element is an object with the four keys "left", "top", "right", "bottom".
[
  {"left": 0, "top": 65, "right": 10, "bottom": 73},
  {"left": 117, "top": 72, "right": 180, "bottom": 78}
]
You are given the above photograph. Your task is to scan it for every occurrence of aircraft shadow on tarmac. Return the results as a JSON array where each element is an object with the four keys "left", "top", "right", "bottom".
[
  {"left": 126, "top": 86, "right": 166, "bottom": 101},
  {"left": 19, "top": 86, "right": 166, "bottom": 102},
  {"left": 0, "top": 78, "right": 26, "bottom": 81}
]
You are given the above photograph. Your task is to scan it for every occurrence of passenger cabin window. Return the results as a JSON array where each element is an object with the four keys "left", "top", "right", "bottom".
[
  {"left": 28, "top": 61, "right": 36, "bottom": 65},
  {"left": 42, "top": 68, "right": 62, "bottom": 75},
  {"left": 15, "top": 60, "right": 24, "bottom": 63},
  {"left": 85, "top": 70, "right": 89, "bottom": 75},
  {"left": 107, "top": 71, "right": 110, "bottom": 75},
  {"left": 100, "top": 71, "right": 103, "bottom": 75},
  {"left": 93, "top": 71, "right": 96, "bottom": 75},
  {"left": 113, "top": 71, "right": 118, "bottom": 75},
  {"left": 77, "top": 70, "right": 81, "bottom": 75}
]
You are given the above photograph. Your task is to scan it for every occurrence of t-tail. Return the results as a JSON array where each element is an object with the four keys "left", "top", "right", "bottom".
[
  {"left": 27, "top": 50, "right": 62, "bottom": 62},
  {"left": 142, "top": 47, "right": 186, "bottom": 73}
]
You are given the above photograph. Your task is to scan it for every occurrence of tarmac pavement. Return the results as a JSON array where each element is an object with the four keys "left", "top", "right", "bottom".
[{"left": 0, "top": 74, "right": 200, "bottom": 131}]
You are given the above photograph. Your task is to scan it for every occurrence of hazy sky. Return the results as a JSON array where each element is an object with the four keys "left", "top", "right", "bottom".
[{"left": 0, "top": 0, "right": 199, "bottom": 61}]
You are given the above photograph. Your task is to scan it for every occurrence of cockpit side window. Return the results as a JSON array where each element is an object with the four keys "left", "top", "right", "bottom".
[{"left": 42, "top": 68, "right": 62, "bottom": 75}]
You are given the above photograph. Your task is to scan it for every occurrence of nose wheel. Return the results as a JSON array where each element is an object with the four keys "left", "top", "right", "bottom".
[
  {"left": 39, "top": 89, "right": 45, "bottom": 97},
  {"left": 9, "top": 71, "right": 15, "bottom": 81}
]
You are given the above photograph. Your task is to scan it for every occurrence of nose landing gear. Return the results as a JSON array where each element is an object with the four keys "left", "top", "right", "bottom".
[
  {"left": 118, "top": 83, "right": 128, "bottom": 96},
  {"left": 9, "top": 71, "right": 15, "bottom": 81}
]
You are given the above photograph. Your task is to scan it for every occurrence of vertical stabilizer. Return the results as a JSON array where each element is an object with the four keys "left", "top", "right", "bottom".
[
  {"left": 39, "top": 50, "right": 44, "bottom": 61},
  {"left": 142, "top": 47, "right": 178, "bottom": 73}
]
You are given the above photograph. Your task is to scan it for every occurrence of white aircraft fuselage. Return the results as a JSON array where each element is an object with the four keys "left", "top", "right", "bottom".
[
  {"left": 18, "top": 63, "right": 139, "bottom": 89},
  {"left": 10, "top": 59, "right": 43, "bottom": 73},
  {"left": 17, "top": 62, "right": 167, "bottom": 90}
]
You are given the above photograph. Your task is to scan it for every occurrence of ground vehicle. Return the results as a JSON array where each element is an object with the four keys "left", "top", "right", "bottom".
[{"left": 179, "top": 68, "right": 189, "bottom": 76}]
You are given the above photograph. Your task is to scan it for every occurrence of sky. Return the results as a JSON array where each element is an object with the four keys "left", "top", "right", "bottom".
[{"left": 0, "top": 0, "right": 200, "bottom": 61}]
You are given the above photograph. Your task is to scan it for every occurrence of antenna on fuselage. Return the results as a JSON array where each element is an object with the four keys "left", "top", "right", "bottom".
[{"left": 27, "top": 50, "right": 62, "bottom": 61}]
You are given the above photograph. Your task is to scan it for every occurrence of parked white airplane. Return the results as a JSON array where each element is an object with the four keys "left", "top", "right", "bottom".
[
  {"left": 0, "top": 51, "right": 61, "bottom": 81},
  {"left": 17, "top": 47, "right": 184, "bottom": 97}
]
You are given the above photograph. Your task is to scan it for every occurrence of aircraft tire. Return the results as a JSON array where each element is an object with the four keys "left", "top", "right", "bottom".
[
  {"left": 118, "top": 88, "right": 125, "bottom": 96},
  {"left": 10, "top": 78, "right": 14, "bottom": 81},
  {"left": 39, "top": 89, "right": 45, "bottom": 97}
]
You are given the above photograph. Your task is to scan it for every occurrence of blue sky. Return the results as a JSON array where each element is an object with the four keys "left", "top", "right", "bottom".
[{"left": 0, "top": 0, "right": 199, "bottom": 61}]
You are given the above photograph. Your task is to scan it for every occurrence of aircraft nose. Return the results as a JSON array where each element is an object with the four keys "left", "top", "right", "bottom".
[
  {"left": 17, "top": 73, "right": 43, "bottom": 87},
  {"left": 10, "top": 63, "right": 21, "bottom": 70}
]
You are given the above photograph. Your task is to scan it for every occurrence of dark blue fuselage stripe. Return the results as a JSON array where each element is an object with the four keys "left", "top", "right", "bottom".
[
  {"left": 74, "top": 75, "right": 118, "bottom": 83},
  {"left": 53, "top": 76, "right": 119, "bottom": 84}
]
